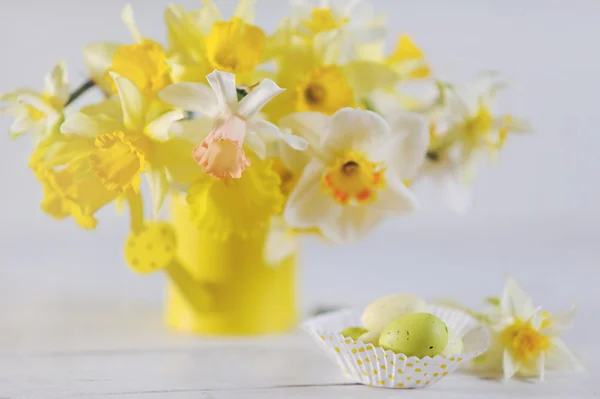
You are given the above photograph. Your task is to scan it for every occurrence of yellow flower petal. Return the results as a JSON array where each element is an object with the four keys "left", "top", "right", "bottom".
[
  {"left": 295, "top": 66, "right": 354, "bottom": 115},
  {"left": 109, "top": 40, "right": 172, "bottom": 98},
  {"left": 31, "top": 135, "right": 117, "bottom": 229},
  {"left": 342, "top": 61, "right": 398, "bottom": 98},
  {"left": 89, "top": 131, "right": 147, "bottom": 193},
  {"left": 205, "top": 17, "right": 266, "bottom": 74},
  {"left": 186, "top": 156, "right": 284, "bottom": 240},
  {"left": 109, "top": 72, "right": 146, "bottom": 131}
]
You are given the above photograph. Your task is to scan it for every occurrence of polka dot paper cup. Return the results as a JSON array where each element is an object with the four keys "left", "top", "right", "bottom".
[{"left": 302, "top": 305, "right": 489, "bottom": 389}]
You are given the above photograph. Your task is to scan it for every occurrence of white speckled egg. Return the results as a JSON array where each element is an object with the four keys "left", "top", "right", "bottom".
[
  {"left": 442, "top": 329, "right": 464, "bottom": 356},
  {"left": 361, "top": 294, "right": 429, "bottom": 332}
]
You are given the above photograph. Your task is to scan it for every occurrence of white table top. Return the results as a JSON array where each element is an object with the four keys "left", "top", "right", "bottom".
[{"left": 0, "top": 223, "right": 596, "bottom": 398}]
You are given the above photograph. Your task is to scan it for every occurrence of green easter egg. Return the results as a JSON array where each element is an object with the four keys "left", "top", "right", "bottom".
[
  {"left": 340, "top": 326, "right": 368, "bottom": 340},
  {"left": 379, "top": 313, "right": 449, "bottom": 358}
]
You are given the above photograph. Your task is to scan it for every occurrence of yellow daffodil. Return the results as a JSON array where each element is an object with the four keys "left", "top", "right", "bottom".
[
  {"left": 60, "top": 72, "right": 190, "bottom": 218},
  {"left": 1, "top": 62, "right": 69, "bottom": 142},
  {"left": 84, "top": 4, "right": 172, "bottom": 97},
  {"left": 265, "top": 43, "right": 398, "bottom": 120},
  {"left": 186, "top": 155, "right": 285, "bottom": 240},
  {"left": 473, "top": 277, "right": 583, "bottom": 381},
  {"left": 159, "top": 70, "right": 307, "bottom": 180},
  {"left": 280, "top": 107, "right": 428, "bottom": 243},
  {"left": 165, "top": 0, "right": 267, "bottom": 84},
  {"left": 28, "top": 104, "right": 119, "bottom": 229}
]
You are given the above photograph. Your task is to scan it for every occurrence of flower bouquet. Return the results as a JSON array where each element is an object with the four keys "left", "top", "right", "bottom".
[{"left": 2, "top": 0, "right": 531, "bottom": 335}]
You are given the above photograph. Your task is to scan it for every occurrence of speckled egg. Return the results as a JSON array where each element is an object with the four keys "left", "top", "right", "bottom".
[
  {"left": 379, "top": 313, "right": 449, "bottom": 358},
  {"left": 361, "top": 294, "right": 429, "bottom": 333},
  {"left": 442, "top": 329, "right": 463, "bottom": 356},
  {"left": 340, "top": 327, "right": 368, "bottom": 340}
]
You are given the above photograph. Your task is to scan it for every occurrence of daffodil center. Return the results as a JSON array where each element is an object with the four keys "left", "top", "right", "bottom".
[
  {"left": 89, "top": 131, "right": 149, "bottom": 193},
  {"left": 297, "top": 66, "right": 354, "bottom": 114},
  {"left": 205, "top": 18, "right": 266, "bottom": 74},
  {"left": 303, "top": 8, "right": 348, "bottom": 33},
  {"left": 322, "top": 152, "right": 385, "bottom": 205},
  {"left": 305, "top": 84, "right": 326, "bottom": 104},
  {"left": 501, "top": 319, "right": 549, "bottom": 364},
  {"left": 109, "top": 40, "right": 172, "bottom": 97}
]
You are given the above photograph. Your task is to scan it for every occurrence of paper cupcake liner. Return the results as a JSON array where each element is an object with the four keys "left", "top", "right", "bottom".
[{"left": 303, "top": 305, "right": 489, "bottom": 389}]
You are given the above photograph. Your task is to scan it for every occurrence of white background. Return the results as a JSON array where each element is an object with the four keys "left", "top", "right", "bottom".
[{"left": 0, "top": 0, "right": 598, "bottom": 396}]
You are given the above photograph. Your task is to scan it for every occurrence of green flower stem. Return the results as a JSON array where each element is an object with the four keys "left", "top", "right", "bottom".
[{"left": 65, "top": 79, "right": 96, "bottom": 106}]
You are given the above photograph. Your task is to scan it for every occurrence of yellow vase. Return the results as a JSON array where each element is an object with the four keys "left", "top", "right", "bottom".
[{"left": 165, "top": 195, "right": 298, "bottom": 335}]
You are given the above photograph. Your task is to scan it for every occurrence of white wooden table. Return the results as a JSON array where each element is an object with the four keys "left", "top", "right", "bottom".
[{"left": 0, "top": 224, "right": 596, "bottom": 398}]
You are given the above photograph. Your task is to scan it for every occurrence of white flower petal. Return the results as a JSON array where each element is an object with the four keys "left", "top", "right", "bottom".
[
  {"left": 279, "top": 112, "right": 328, "bottom": 150},
  {"left": 233, "top": 0, "right": 256, "bottom": 23},
  {"left": 60, "top": 113, "right": 122, "bottom": 137},
  {"left": 284, "top": 160, "right": 340, "bottom": 229},
  {"left": 545, "top": 338, "right": 584, "bottom": 372},
  {"left": 170, "top": 118, "right": 214, "bottom": 143},
  {"left": 321, "top": 205, "right": 385, "bottom": 244},
  {"left": 18, "top": 93, "right": 55, "bottom": 116},
  {"left": 121, "top": 3, "right": 143, "bottom": 43},
  {"left": 146, "top": 165, "right": 169, "bottom": 220},
  {"left": 538, "top": 351, "right": 545, "bottom": 381},
  {"left": 503, "top": 350, "right": 519, "bottom": 380},
  {"left": 158, "top": 83, "right": 219, "bottom": 117},
  {"left": 206, "top": 70, "right": 238, "bottom": 114},
  {"left": 370, "top": 176, "right": 419, "bottom": 214},
  {"left": 237, "top": 79, "right": 285, "bottom": 119},
  {"left": 44, "top": 61, "right": 69, "bottom": 104},
  {"left": 351, "top": 26, "right": 386, "bottom": 43},
  {"left": 9, "top": 115, "right": 33, "bottom": 138},
  {"left": 249, "top": 119, "right": 308, "bottom": 150},
  {"left": 501, "top": 277, "right": 535, "bottom": 320},
  {"left": 529, "top": 308, "right": 544, "bottom": 330},
  {"left": 83, "top": 42, "right": 119, "bottom": 89},
  {"left": 543, "top": 304, "right": 577, "bottom": 335},
  {"left": 145, "top": 110, "right": 184, "bottom": 141},
  {"left": 265, "top": 218, "right": 298, "bottom": 266},
  {"left": 323, "top": 108, "right": 390, "bottom": 153},
  {"left": 245, "top": 131, "right": 267, "bottom": 159},
  {"left": 109, "top": 72, "right": 146, "bottom": 131},
  {"left": 384, "top": 112, "right": 429, "bottom": 179},
  {"left": 278, "top": 129, "right": 311, "bottom": 175}
]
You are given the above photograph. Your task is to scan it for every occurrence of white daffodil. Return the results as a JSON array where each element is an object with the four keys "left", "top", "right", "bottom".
[
  {"left": 1, "top": 62, "right": 69, "bottom": 142},
  {"left": 431, "top": 73, "right": 533, "bottom": 163},
  {"left": 280, "top": 107, "right": 428, "bottom": 243},
  {"left": 399, "top": 75, "right": 532, "bottom": 215},
  {"left": 291, "top": 0, "right": 386, "bottom": 63},
  {"left": 159, "top": 70, "right": 307, "bottom": 180},
  {"left": 476, "top": 277, "right": 583, "bottom": 381}
]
